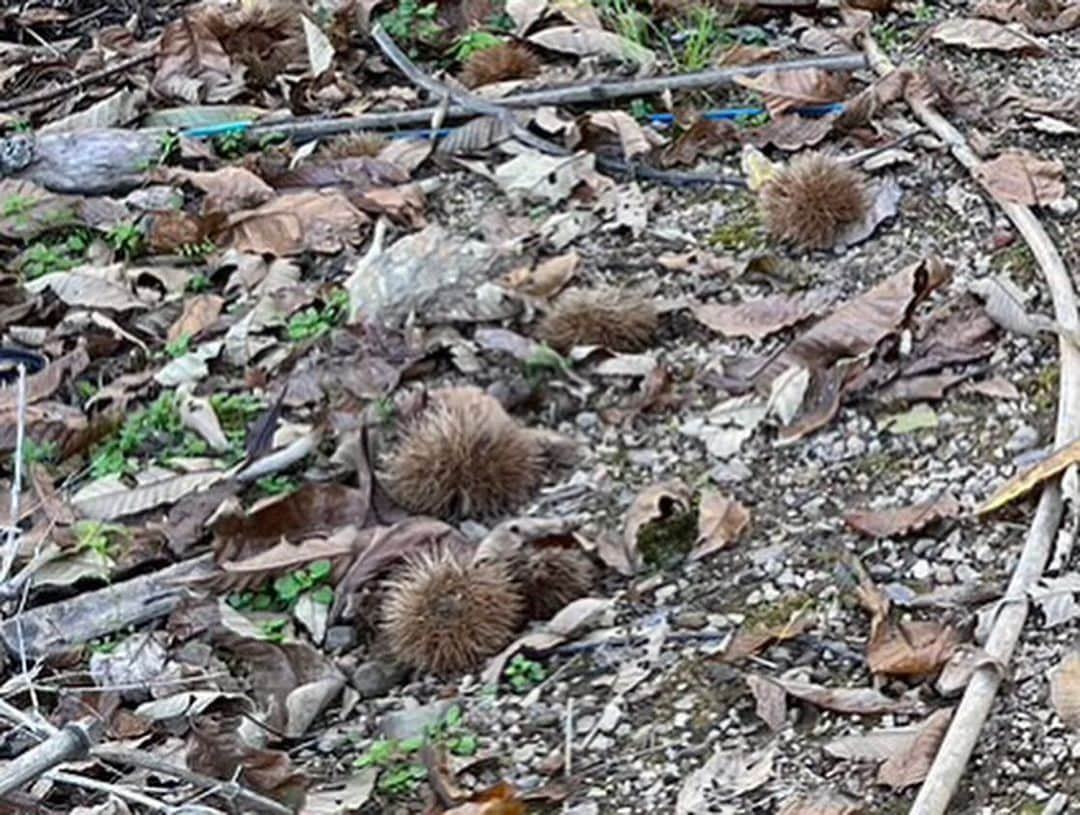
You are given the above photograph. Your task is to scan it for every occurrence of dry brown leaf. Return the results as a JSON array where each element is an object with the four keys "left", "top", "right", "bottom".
[
  {"left": 845, "top": 495, "right": 962, "bottom": 538},
  {"left": 660, "top": 118, "right": 739, "bottom": 167},
  {"left": 758, "top": 675, "right": 924, "bottom": 715},
  {"left": 166, "top": 166, "right": 275, "bottom": 213},
  {"left": 974, "top": 151, "right": 1066, "bottom": 206},
  {"left": 867, "top": 618, "right": 961, "bottom": 679},
  {"left": 930, "top": 17, "right": 1048, "bottom": 54},
  {"left": 979, "top": 436, "right": 1080, "bottom": 514},
  {"left": 442, "top": 782, "right": 528, "bottom": 814},
  {"left": 622, "top": 479, "right": 693, "bottom": 562},
  {"left": 746, "top": 673, "right": 787, "bottom": 731},
  {"left": 152, "top": 13, "right": 238, "bottom": 103},
  {"left": 720, "top": 604, "right": 814, "bottom": 662},
  {"left": 585, "top": 111, "right": 652, "bottom": 158},
  {"left": 1050, "top": 650, "right": 1080, "bottom": 729},
  {"left": 28, "top": 270, "right": 147, "bottom": 312},
  {"left": 73, "top": 471, "right": 225, "bottom": 521},
  {"left": 167, "top": 294, "right": 224, "bottom": 343},
  {"left": 747, "top": 114, "right": 837, "bottom": 151},
  {"left": 777, "top": 791, "right": 863, "bottom": 815},
  {"left": 0, "top": 179, "right": 82, "bottom": 240},
  {"left": 975, "top": 0, "right": 1080, "bottom": 33},
  {"left": 692, "top": 288, "right": 834, "bottom": 341},
  {"left": 876, "top": 708, "right": 953, "bottom": 790},
  {"left": 500, "top": 251, "right": 579, "bottom": 299},
  {"left": 692, "top": 491, "right": 749, "bottom": 560},
  {"left": 212, "top": 530, "right": 361, "bottom": 594},
  {"left": 962, "top": 376, "right": 1021, "bottom": 400},
  {"left": 224, "top": 190, "right": 368, "bottom": 255},
  {"left": 734, "top": 68, "right": 849, "bottom": 116},
  {"left": 753, "top": 256, "right": 949, "bottom": 388},
  {"left": 528, "top": 25, "right": 656, "bottom": 70},
  {"left": 212, "top": 483, "right": 371, "bottom": 563}
]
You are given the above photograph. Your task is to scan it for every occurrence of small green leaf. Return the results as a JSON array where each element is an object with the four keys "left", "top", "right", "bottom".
[
  {"left": 449, "top": 734, "right": 478, "bottom": 756},
  {"left": 308, "top": 559, "right": 332, "bottom": 582},
  {"left": 273, "top": 574, "right": 303, "bottom": 602},
  {"left": 311, "top": 585, "right": 335, "bottom": 606}
]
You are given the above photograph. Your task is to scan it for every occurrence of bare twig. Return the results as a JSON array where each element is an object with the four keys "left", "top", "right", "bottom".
[
  {"left": 0, "top": 723, "right": 92, "bottom": 799},
  {"left": 860, "top": 37, "right": 1080, "bottom": 815},
  {"left": 370, "top": 24, "right": 746, "bottom": 189},
  {"left": 235, "top": 53, "right": 867, "bottom": 139},
  {"left": 48, "top": 770, "right": 177, "bottom": 814},
  {"left": 0, "top": 53, "right": 154, "bottom": 114},
  {"left": 93, "top": 746, "right": 293, "bottom": 815}
]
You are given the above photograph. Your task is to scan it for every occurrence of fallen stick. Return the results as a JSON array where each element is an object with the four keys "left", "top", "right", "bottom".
[
  {"left": 0, "top": 555, "right": 213, "bottom": 660},
  {"left": 371, "top": 24, "right": 745, "bottom": 188},
  {"left": 0, "top": 53, "right": 154, "bottom": 114},
  {"left": 860, "top": 37, "right": 1080, "bottom": 815},
  {"left": 230, "top": 53, "right": 867, "bottom": 139},
  {"left": 93, "top": 746, "right": 293, "bottom": 815},
  {"left": 0, "top": 723, "right": 92, "bottom": 799}
]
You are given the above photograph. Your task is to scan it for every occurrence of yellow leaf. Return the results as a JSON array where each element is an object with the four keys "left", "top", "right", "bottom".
[
  {"left": 978, "top": 437, "right": 1080, "bottom": 514},
  {"left": 741, "top": 145, "right": 779, "bottom": 192}
]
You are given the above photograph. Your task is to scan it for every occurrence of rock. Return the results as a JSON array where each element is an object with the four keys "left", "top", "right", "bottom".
[
  {"left": 324, "top": 625, "right": 358, "bottom": 654},
  {"left": 345, "top": 223, "right": 518, "bottom": 326},
  {"left": 911, "top": 560, "right": 932, "bottom": 580},
  {"left": 1006, "top": 424, "right": 1039, "bottom": 454},
  {"left": 352, "top": 659, "right": 409, "bottom": 700},
  {"left": 673, "top": 611, "right": 707, "bottom": 630},
  {"left": 383, "top": 699, "right": 455, "bottom": 741}
]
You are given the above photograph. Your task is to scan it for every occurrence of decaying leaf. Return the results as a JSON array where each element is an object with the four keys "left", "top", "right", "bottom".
[
  {"left": 691, "top": 288, "right": 834, "bottom": 341},
  {"left": 753, "top": 256, "right": 949, "bottom": 387},
  {"left": 676, "top": 743, "right": 775, "bottom": 814},
  {"left": 224, "top": 191, "right": 368, "bottom": 255},
  {"left": 974, "top": 151, "right": 1066, "bottom": 206},
  {"left": 1049, "top": 650, "right": 1080, "bottom": 729},
  {"left": 846, "top": 495, "right": 962, "bottom": 538},
  {"left": 622, "top": 479, "right": 693, "bottom": 566},
  {"left": 500, "top": 251, "right": 579, "bottom": 299},
  {"left": 734, "top": 68, "right": 849, "bottom": 116},
  {"left": 529, "top": 25, "right": 656, "bottom": 71},
  {"left": 876, "top": 708, "right": 953, "bottom": 789},
  {"left": 721, "top": 601, "right": 815, "bottom": 662},
  {"left": 692, "top": 491, "right": 750, "bottom": 560},
  {"left": 153, "top": 14, "right": 238, "bottom": 103},
  {"left": 746, "top": 674, "right": 787, "bottom": 731},
  {"left": 979, "top": 436, "right": 1080, "bottom": 514},
  {"left": 776, "top": 791, "right": 863, "bottom": 815},
  {"left": 754, "top": 675, "right": 924, "bottom": 715},
  {"left": 930, "top": 17, "right": 1048, "bottom": 54}
]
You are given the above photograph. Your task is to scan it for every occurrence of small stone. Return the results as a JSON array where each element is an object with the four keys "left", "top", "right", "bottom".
[
  {"left": 576, "top": 411, "right": 599, "bottom": 430},
  {"left": 1007, "top": 424, "right": 1039, "bottom": 454},
  {"left": 575, "top": 714, "right": 597, "bottom": 735},
  {"left": 673, "top": 610, "right": 708, "bottom": 630},
  {"left": 383, "top": 699, "right": 454, "bottom": 740},
  {"left": 352, "top": 659, "right": 409, "bottom": 700},
  {"left": 655, "top": 584, "right": 679, "bottom": 604},
  {"left": 324, "top": 625, "right": 358, "bottom": 653},
  {"left": 911, "top": 560, "right": 932, "bottom": 580}
]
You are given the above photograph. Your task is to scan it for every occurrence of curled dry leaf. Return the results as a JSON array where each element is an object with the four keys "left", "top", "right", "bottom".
[
  {"left": 867, "top": 618, "right": 961, "bottom": 680},
  {"left": 752, "top": 675, "right": 923, "bottom": 716},
  {"left": 930, "top": 17, "right": 1049, "bottom": 54},
  {"left": 692, "top": 491, "right": 750, "bottom": 560},
  {"left": 1049, "top": 650, "right": 1080, "bottom": 729},
  {"left": 692, "top": 288, "right": 834, "bottom": 340},
  {"left": 167, "top": 293, "right": 224, "bottom": 343},
  {"left": 845, "top": 495, "right": 962, "bottom": 538},
  {"left": 721, "top": 601, "right": 814, "bottom": 662},
  {"left": 976, "top": 0, "right": 1080, "bottom": 33},
  {"left": 746, "top": 673, "right": 787, "bottom": 731},
  {"left": 776, "top": 791, "right": 863, "bottom": 815},
  {"left": 973, "top": 151, "right": 1066, "bottom": 206},
  {"left": 153, "top": 14, "right": 238, "bottom": 103},
  {"left": 734, "top": 68, "right": 849, "bottom": 116},
  {"left": 622, "top": 479, "right": 693, "bottom": 565},
  {"left": 978, "top": 435, "right": 1080, "bottom": 514},
  {"left": 876, "top": 708, "right": 953, "bottom": 790},
  {"left": 224, "top": 190, "right": 368, "bottom": 255},
  {"left": 753, "top": 256, "right": 949, "bottom": 388},
  {"left": 528, "top": 25, "right": 656, "bottom": 72},
  {"left": 165, "top": 166, "right": 275, "bottom": 214},
  {"left": 500, "top": 251, "right": 579, "bottom": 299}
]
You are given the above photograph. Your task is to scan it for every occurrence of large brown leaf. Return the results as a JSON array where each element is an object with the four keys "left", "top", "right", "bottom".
[
  {"left": 691, "top": 491, "right": 750, "bottom": 560},
  {"left": 1050, "top": 651, "right": 1080, "bottom": 729},
  {"left": 753, "top": 256, "right": 948, "bottom": 388},
  {"left": 752, "top": 675, "right": 923, "bottom": 715},
  {"left": 152, "top": 14, "right": 238, "bottom": 103},
  {"left": 975, "top": 0, "right": 1080, "bottom": 33},
  {"left": 876, "top": 708, "right": 953, "bottom": 789},
  {"left": 166, "top": 166, "right": 275, "bottom": 214},
  {"left": 930, "top": 17, "right": 1048, "bottom": 55},
  {"left": 223, "top": 190, "right": 368, "bottom": 255},
  {"left": 974, "top": 151, "right": 1066, "bottom": 206},
  {"left": 846, "top": 495, "right": 962, "bottom": 538},
  {"left": 734, "top": 68, "right": 849, "bottom": 116},
  {"left": 693, "top": 288, "right": 834, "bottom": 341}
]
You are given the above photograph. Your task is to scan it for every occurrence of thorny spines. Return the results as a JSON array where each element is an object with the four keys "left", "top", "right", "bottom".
[
  {"left": 538, "top": 286, "right": 659, "bottom": 352},
  {"left": 759, "top": 151, "right": 870, "bottom": 251},
  {"left": 381, "top": 387, "right": 547, "bottom": 520},
  {"left": 380, "top": 546, "right": 524, "bottom": 675},
  {"left": 459, "top": 43, "right": 542, "bottom": 88},
  {"left": 509, "top": 546, "right": 595, "bottom": 620}
]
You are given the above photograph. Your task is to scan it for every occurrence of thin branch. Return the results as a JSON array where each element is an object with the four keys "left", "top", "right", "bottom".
[
  {"left": 370, "top": 24, "right": 746, "bottom": 189},
  {"left": 93, "top": 746, "right": 293, "bottom": 815},
  {"left": 0, "top": 723, "right": 92, "bottom": 799},
  {"left": 236, "top": 53, "right": 867, "bottom": 138},
  {"left": 0, "top": 53, "right": 154, "bottom": 114},
  {"left": 47, "top": 770, "right": 177, "bottom": 814},
  {"left": 858, "top": 37, "right": 1080, "bottom": 815}
]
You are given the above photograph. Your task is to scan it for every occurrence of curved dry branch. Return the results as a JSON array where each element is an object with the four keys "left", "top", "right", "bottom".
[{"left": 862, "top": 37, "right": 1080, "bottom": 815}]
